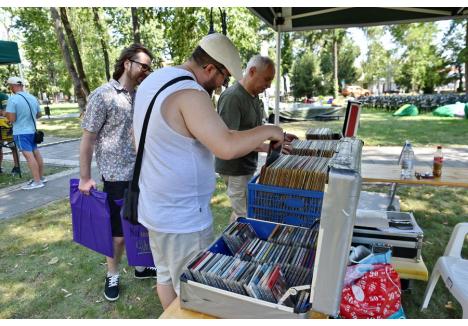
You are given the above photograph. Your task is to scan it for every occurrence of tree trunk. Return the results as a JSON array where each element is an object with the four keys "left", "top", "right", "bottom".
[
  {"left": 59, "top": 7, "right": 90, "bottom": 98},
  {"left": 465, "top": 19, "right": 468, "bottom": 95},
  {"left": 92, "top": 7, "right": 111, "bottom": 81},
  {"left": 333, "top": 32, "right": 339, "bottom": 99},
  {"left": 131, "top": 7, "right": 141, "bottom": 44},
  {"left": 50, "top": 7, "right": 86, "bottom": 112},
  {"left": 283, "top": 75, "right": 288, "bottom": 95}
]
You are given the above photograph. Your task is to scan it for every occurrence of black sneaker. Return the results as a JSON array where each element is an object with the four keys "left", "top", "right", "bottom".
[
  {"left": 11, "top": 166, "right": 20, "bottom": 175},
  {"left": 104, "top": 274, "right": 120, "bottom": 301},
  {"left": 134, "top": 267, "right": 157, "bottom": 279}
]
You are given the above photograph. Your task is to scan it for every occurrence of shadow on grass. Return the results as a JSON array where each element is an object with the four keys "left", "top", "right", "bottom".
[
  {"left": 0, "top": 178, "right": 231, "bottom": 318},
  {"left": 37, "top": 118, "right": 82, "bottom": 139},
  {"left": 363, "top": 184, "right": 468, "bottom": 318}
]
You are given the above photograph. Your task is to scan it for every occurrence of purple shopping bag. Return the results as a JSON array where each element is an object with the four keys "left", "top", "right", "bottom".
[
  {"left": 115, "top": 199, "right": 155, "bottom": 267},
  {"left": 69, "top": 179, "right": 114, "bottom": 257}
]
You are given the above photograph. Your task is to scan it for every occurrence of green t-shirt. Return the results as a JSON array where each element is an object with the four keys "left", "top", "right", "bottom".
[
  {"left": 0, "top": 92, "right": 8, "bottom": 111},
  {"left": 215, "top": 82, "right": 265, "bottom": 176}
]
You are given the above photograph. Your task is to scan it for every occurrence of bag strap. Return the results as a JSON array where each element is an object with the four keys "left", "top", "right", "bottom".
[
  {"left": 16, "top": 93, "right": 38, "bottom": 132},
  {"left": 131, "top": 75, "right": 194, "bottom": 191}
]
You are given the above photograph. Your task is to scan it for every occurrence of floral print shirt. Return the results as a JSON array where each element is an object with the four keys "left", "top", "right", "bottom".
[{"left": 81, "top": 79, "right": 136, "bottom": 181}]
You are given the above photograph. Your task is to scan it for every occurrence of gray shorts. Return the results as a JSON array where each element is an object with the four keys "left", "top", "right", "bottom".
[{"left": 148, "top": 226, "right": 214, "bottom": 295}]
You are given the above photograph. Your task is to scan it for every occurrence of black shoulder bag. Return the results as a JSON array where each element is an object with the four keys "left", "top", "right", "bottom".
[
  {"left": 17, "top": 93, "right": 44, "bottom": 144},
  {"left": 123, "top": 75, "right": 194, "bottom": 225}
]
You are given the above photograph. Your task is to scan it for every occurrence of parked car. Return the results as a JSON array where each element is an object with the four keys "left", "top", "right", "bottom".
[{"left": 342, "top": 85, "right": 371, "bottom": 98}]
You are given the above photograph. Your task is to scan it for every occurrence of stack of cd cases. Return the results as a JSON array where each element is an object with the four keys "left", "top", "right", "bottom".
[
  {"left": 180, "top": 138, "right": 364, "bottom": 318},
  {"left": 181, "top": 219, "right": 319, "bottom": 317}
]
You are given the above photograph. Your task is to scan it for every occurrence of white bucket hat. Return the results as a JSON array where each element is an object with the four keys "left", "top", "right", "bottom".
[
  {"left": 7, "top": 77, "right": 24, "bottom": 85},
  {"left": 198, "top": 33, "right": 243, "bottom": 81}
]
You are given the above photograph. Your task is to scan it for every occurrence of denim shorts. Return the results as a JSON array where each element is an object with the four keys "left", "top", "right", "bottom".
[{"left": 13, "top": 134, "right": 37, "bottom": 152}]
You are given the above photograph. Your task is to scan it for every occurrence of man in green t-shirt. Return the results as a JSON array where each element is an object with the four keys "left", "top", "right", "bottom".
[{"left": 215, "top": 55, "right": 297, "bottom": 222}]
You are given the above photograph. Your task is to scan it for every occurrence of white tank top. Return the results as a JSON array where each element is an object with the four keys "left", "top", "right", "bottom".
[{"left": 133, "top": 67, "right": 216, "bottom": 233}]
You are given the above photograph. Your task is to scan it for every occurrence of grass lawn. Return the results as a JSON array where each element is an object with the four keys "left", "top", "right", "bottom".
[
  {"left": 0, "top": 160, "right": 69, "bottom": 189},
  {"left": 281, "top": 108, "right": 468, "bottom": 147},
  {"left": 32, "top": 106, "right": 468, "bottom": 144},
  {"left": 1, "top": 106, "right": 467, "bottom": 318},
  {"left": 1, "top": 177, "right": 467, "bottom": 318},
  {"left": 362, "top": 184, "right": 468, "bottom": 319},
  {"left": 40, "top": 103, "right": 80, "bottom": 117},
  {"left": 37, "top": 117, "right": 82, "bottom": 139},
  {"left": 0, "top": 178, "right": 231, "bottom": 318}
]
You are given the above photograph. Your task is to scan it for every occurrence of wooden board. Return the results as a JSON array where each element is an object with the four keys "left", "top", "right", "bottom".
[
  {"left": 362, "top": 163, "right": 468, "bottom": 188},
  {"left": 159, "top": 299, "right": 217, "bottom": 319},
  {"left": 391, "top": 257, "right": 429, "bottom": 281}
]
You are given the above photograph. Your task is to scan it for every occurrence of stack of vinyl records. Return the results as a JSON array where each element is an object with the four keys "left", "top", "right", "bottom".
[
  {"left": 289, "top": 139, "right": 338, "bottom": 157},
  {"left": 305, "top": 127, "right": 342, "bottom": 140},
  {"left": 259, "top": 155, "right": 330, "bottom": 192},
  {"left": 183, "top": 221, "right": 319, "bottom": 312}
]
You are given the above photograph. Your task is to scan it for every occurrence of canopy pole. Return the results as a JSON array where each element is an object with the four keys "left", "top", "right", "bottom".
[{"left": 274, "top": 27, "right": 281, "bottom": 126}]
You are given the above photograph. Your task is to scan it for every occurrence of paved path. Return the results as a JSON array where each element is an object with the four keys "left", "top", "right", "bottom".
[
  {"left": 1, "top": 137, "right": 467, "bottom": 221},
  {"left": 0, "top": 137, "right": 98, "bottom": 220}
]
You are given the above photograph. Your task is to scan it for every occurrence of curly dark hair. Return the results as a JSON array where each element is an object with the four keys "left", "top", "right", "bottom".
[{"left": 112, "top": 43, "right": 154, "bottom": 80}]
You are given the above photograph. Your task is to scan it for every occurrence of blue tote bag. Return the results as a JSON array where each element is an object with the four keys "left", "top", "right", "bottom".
[{"left": 69, "top": 179, "right": 114, "bottom": 257}]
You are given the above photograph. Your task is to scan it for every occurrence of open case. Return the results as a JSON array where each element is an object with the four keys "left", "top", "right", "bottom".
[{"left": 180, "top": 138, "right": 363, "bottom": 318}]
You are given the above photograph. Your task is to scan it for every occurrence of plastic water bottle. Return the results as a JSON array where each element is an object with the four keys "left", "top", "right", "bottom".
[{"left": 401, "top": 141, "right": 415, "bottom": 179}]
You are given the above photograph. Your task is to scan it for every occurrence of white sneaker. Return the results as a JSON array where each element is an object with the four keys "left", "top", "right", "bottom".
[
  {"left": 27, "top": 177, "right": 48, "bottom": 185},
  {"left": 22, "top": 181, "right": 45, "bottom": 190}
]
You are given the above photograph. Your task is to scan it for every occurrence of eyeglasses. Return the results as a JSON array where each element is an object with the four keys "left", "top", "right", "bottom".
[
  {"left": 203, "top": 64, "right": 230, "bottom": 87},
  {"left": 129, "top": 59, "right": 153, "bottom": 73}
]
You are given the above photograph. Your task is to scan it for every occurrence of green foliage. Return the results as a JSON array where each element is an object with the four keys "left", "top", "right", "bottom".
[
  {"left": 290, "top": 50, "right": 323, "bottom": 99},
  {"left": 320, "top": 30, "right": 360, "bottom": 94},
  {"left": 361, "top": 27, "right": 393, "bottom": 86},
  {"left": 390, "top": 23, "right": 445, "bottom": 93},
  {"left": 7, "top": 8, "right": 68, "bottom": 98}
]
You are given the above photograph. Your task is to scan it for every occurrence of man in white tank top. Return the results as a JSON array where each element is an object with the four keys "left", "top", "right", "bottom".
[{"left": 133, "top": 33, "right": 285, "bottom": 309}]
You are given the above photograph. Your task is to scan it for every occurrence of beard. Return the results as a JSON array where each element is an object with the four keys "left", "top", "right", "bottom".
[{"left": 200, "top": 76, "right": 220, "bottom": 97}]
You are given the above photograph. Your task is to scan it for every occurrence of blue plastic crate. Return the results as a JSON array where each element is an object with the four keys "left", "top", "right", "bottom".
[{"left": 247, "top": 175, "right": 323, "bottom": 228}]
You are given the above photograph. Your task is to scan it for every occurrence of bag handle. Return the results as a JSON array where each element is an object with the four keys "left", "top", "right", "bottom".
[
  {"left": 16, "top": 93, "right": 38, "bottom": 132},
  {"left": 131, "top": 75, "right": 194, "bottom": 191}
]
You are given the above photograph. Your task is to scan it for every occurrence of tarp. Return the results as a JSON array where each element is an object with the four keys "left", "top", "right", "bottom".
[
  {"left": 0, "top": 40, "right": 21, "bottom": 65},
  {"left": 393, "top": 104, "right": 419, "bottom": 116},
  {"left": 249, "top": 8, "right": 468, "bottom": 32},
  {"left": 433, "top": 102, "right": 467, "bottom": 117}
]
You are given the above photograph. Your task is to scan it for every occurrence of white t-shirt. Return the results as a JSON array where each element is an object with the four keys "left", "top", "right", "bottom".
[{"left": 133, "top": 67, "right": 216, "bottom": 233}]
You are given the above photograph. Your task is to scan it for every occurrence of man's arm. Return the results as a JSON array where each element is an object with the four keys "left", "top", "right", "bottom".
[
  {"left": 5, "top": 112, "right": 15, "bottom": 123},
  {"left": 78, "top": 130, "right": 97, "bottom": 195},
  {"left": 179, "top": 90, "right": 285, "bottom": 160}
]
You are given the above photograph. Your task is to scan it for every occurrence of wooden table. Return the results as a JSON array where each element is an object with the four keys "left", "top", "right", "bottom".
[
  {"left": 361, "top": 163, "right": 468, "bottom": 188},
  {"left": 392, "top": 257, "right": 428, "bottom": 281},
  {"left": 159, "top": 298, "right": 328, "bottom": 319},
  {"left": 159, "top": 299, "right": 216, "bottom": 319}
]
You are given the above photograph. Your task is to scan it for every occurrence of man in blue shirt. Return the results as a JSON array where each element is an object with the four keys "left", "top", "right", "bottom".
[{"left": 5, "top": 77, "right": 46, "bottom": 190}]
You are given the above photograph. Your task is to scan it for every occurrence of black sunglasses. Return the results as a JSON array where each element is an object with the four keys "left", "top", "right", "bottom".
[
  {"left": 203, "top": 64, "right": 230, "bottom": 87},
  {"left": 129, "top": 59, "right": 153, "bottom": 73}
]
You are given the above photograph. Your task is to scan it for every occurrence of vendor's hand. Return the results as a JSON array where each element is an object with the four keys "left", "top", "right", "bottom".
[
  {"left": 284, "top": 132, "right": 298, "bottom": 142},
  {"left": 281, "top": 143, "right": 293, "bottom": 154},
  {"left": 266, "top": 125, "right": 285, "bottom": 145},
  {"left": 79, "top": 178, "right": 96, "bottom": 195}
]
